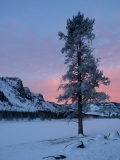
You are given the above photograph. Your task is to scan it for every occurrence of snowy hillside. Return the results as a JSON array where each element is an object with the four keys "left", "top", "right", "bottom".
[
  {"left": 59, "top": 102, "right": 120, "bottom": 118},
  {"left": 0, "top": 77, "right": 59, "bottom": 112},
  {"left": 83, "top": 103, "right": 120, "bottom": 117}
]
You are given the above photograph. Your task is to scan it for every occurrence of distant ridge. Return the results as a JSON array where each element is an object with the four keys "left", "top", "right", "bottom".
[{"left": 0, "top": 77, "right": 120, "bottom": 119}]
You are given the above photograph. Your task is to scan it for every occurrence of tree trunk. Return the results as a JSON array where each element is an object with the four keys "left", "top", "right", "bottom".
[
  {"left": 77, "top": 42, "right": 83, "bottom": 135},
  {"left": 78, "top": 98, "right": 83, "bottom": 134}
]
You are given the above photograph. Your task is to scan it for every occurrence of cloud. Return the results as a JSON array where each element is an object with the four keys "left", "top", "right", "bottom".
[
  {"left": 0, "top": 21, "right": 65, "bottom": 79},
  {"left": 93, "top": 14, "right": 120, "bottom": 68},
  {"left": 24, "top": 65, "right": 120, "bottom": 103},
  {"left": 23, "top": 77, "right": 62, "bottom": 103},
  {"left": 0, "top": 10, "right": 120, "bottom": 104},
  {"left": 98, "top": 65, "right": 120, "bottom": 103},
  {"left": 0, "top": 19, "right": 65, "bottom": 103}
]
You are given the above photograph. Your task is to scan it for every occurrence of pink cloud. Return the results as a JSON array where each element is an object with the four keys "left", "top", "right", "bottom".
[
  {"left": 23, "top": 77, "right": 62, "bottom": 103},
  {"left": 23, "top": 64, "right": 120, "bottom": 104},
  {"left": 98, "top": 65, "right": 120, "bottom": 103},
  {"left": 22, "top": 65, "right": 120, "bottom": 104}
]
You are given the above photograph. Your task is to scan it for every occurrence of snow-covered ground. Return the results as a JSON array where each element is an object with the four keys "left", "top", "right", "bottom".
[{"left": 0, "top": 119, "right": 120, "bottom": 160}]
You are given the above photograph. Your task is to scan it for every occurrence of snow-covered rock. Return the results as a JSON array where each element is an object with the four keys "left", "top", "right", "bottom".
[
  {"left": 57, "top": 101, "right": 120, "bottom": 119},
  {"left": 94, "top": 133, "right": 107, "bottom": 141},
  {"left": 83, "top": 103, "right": 120, "bottom": 118},
  {"left": 43, "top": 155, "right": 66, "bottom": 159},
  {"left": 65, "top": 141, "right": 84, "bottom": 151},
  {"left": 0, "top": 77, "right": 60, "bottom": 113},
  {"left": 107, "top": 131, "right": 120, "bottom": 140}
]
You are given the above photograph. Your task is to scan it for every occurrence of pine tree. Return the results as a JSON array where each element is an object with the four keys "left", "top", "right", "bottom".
[{"left": 57, "top": 12, "right": 110, "bottom": 135}]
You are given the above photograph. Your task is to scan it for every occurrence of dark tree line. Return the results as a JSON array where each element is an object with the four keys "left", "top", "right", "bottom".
[{"left": 0, "top": 110, "right": 67, "bottom": 120}]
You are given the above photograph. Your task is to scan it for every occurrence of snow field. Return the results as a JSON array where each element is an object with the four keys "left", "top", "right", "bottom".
[{"left": 0, "top": 119, "right": 120, "bottom": 160}]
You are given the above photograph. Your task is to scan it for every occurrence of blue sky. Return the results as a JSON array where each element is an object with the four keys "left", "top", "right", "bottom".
[{"left": 0, "top": 0, "right": 120, "bottom": 102}]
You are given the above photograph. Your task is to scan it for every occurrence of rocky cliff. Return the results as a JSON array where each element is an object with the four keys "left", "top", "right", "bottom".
[{"left": 0, "top": 77, "right": 59, "bottom": 113}]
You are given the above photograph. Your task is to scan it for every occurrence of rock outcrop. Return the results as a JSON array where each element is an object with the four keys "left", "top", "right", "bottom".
[{"left": 0, "top": 77, "right": 59, "bottom": 113}]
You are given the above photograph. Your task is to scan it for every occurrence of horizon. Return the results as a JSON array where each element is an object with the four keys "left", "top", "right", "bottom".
[{"left": 0, "top": 0, "right": 120, "bottom": 103}]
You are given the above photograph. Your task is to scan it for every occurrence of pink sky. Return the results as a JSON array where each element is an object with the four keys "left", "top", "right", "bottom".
[
  {"left": 98, "top": 66, "right": 120, "bottom": 103},
  {"left": 23, "top": 65, "right": 120, "bottom": 103},
  {"left": 0, "top": 0, "right": 120, "bottom": 103}
]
